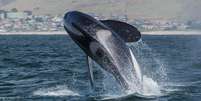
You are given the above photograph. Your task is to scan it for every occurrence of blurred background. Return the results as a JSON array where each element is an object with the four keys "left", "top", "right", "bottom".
[{"left": 0, "top": 0, "right": 201, "bottom": 33}]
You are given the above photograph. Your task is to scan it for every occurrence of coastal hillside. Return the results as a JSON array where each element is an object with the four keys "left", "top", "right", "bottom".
[
  {"left": 1, "top": 0, "right": 201, "bottom": 20},
  {"left": 0, "top": 0, "right": 14, "bottom": 7}
]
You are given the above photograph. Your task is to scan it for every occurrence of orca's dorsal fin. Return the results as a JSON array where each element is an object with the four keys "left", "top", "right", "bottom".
[
  {"left": 101, "top": 20, "right": 141, "bottom": 43},
  {"left": 87, "top": 56, "right": 95, "bottom": 89}
]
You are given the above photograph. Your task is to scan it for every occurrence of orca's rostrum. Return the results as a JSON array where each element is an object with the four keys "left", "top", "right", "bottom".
[{"left": 63, "top": 11, "right": 142, "bottom": 90}]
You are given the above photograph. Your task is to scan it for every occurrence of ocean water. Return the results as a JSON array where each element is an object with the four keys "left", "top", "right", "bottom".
[{"left": 0, "top": 35, "right": 201, "bottom": 101}]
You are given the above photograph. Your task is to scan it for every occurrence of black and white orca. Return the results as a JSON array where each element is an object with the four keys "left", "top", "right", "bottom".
[{"left": 63, "top": 11, "right": 141, "bottom": 90}]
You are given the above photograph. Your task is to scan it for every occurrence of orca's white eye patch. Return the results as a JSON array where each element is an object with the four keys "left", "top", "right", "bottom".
[{"left": 96, "top": 30, "right": 112, "bottom": 39}]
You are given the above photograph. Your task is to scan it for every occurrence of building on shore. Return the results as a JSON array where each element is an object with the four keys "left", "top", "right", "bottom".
[
  {"left": 0, "top": 10, "right": 6, "bottom": 20},
  {"left": 6, "top": 12, "right": 29, "bottom": 19}
]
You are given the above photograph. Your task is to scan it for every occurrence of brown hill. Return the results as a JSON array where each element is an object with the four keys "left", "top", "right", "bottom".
[{"left": 1, "top": 0, "right": 201, "bottom": 20}]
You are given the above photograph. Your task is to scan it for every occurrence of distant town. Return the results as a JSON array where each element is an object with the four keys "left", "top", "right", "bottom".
[{"left": 0, "top": 9, "right": 201, "bottom": 33}]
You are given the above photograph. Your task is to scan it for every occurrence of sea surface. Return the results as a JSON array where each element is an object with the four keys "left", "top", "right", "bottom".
[{"left": 0, "top": 34, "right": 201, "bottom": 101}]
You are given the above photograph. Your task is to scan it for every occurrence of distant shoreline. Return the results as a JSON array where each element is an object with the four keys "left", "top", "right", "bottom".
[
  {"left": 0, "top": 30, "right": 201, "bottom": 35},
  {"left": 0, "top": 31, "right": 67, "bottom": 35},
  {"left": 142, "top": 30, "right": 201, "bottom": 35}
]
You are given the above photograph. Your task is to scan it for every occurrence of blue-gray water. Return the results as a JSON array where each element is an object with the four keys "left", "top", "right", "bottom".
[{"left": 0, "top": 35, "right": 200, "bottom": 101}]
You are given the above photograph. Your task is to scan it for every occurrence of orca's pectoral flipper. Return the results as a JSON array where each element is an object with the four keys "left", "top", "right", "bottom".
[
  {"left": 87, "top": 56, "right": 95, "bottom": 89},
  {"left": 101, "top": 20, "right": 141, "bottom": 43}
]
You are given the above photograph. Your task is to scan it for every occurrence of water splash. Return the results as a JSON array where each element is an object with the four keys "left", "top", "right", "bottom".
[
  {"left": 142, "top": 75, "right": 161, "bottom": 96},
  {"left": 127, "top": 48, "right": 162, "bottom": 96},
  {"left": 33, "top": 85, "right": 80, "bottom": 96},
  {"left": 129, "top": 48, "right": 143, "bottom": 83},
  {"left": 130, "top": 39, "right": 167, "bottom": 83},
  {"left": 127, "top": 39, "right": 167, "bottom": 96},
  {"left": 126, "top": 48, "right": 143, "bottom": 94}
]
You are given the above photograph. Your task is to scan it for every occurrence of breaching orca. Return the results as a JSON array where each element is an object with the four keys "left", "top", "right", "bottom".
[{"left": 63, "top": 11, "right": 141, "bottom": 90}]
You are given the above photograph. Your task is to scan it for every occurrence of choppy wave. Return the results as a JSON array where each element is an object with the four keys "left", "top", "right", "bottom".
[
  {"left": 0, "top": 35, "right": 201, "bottom": 101},
  {"left": 33, "top": 85, "right": 80, "bottom": 96}
]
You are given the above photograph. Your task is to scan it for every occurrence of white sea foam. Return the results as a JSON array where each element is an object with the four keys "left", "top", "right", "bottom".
[
  {"left": 102, "top": 75, "right": 162, "bottom": 100},
  {"left": 142, "top": 75, "right": 161, "bottom": 96},
  {"left": 33, "top": 85, "right": 80, "bottom": 96}
]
